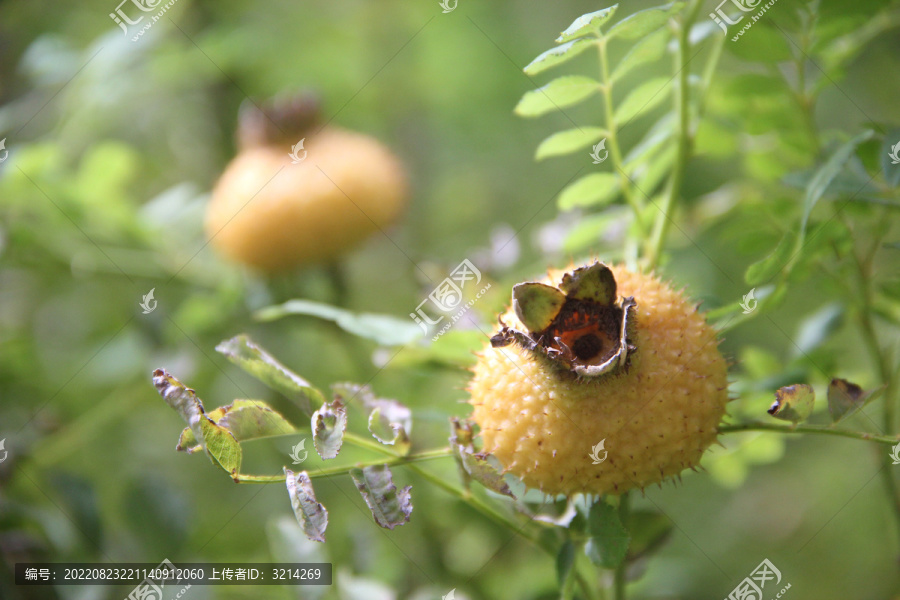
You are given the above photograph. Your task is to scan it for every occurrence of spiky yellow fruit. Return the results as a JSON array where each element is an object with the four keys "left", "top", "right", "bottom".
[{"left": 468, "top": 264, "right": 728, "bottom": 496}]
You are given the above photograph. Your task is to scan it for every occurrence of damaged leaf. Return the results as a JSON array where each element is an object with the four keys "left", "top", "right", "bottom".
[
  {"left": 216, "top": 335, "right": 325, "bottom": 417},
  {"left": 311, "top": 398, "right": 347, "bottom": 460},
  {"left": 333, "top": 383, "right": 412, "bottom": 453},
  {"left": 768, "top": 384, "right": 815, "bottom": 424},
  {"left": 827, "top": 378, "right": 885, "bottom": 423},
  {"left": 284, "top": 468, "right": 328, "bottom": 543},
  {"left": 152, "top": 369, "right": 242, "bottom": 475},
  {"left": 177, "top": 399, "right": 296, "bottom": 452},
  {"left": 367, "top": 408, "right": 411, "bottom": 456},
  {"left": 350, "top": 465, "right": 413, "bottom": 530},
  {"left": 451, "top": 443, "right": 515, "bottom": 499}
]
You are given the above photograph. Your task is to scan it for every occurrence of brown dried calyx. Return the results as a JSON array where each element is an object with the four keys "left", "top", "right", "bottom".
[{"left": 236, "top": 91, "right": 321, "bottom": 150}]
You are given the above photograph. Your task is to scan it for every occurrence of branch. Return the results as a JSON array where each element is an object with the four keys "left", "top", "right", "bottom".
[{"left": 719, "top": 421, "right": 900, "bottom": 445}]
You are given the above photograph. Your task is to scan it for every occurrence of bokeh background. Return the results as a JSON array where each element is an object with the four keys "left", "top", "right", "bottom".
[{"left": 2, "top": 0, "right": 899, "bottom": 598}]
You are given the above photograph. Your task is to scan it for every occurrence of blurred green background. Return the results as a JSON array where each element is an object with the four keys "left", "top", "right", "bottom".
[{"left": 1, "top": 0, "right": 899, "bottom": 598}]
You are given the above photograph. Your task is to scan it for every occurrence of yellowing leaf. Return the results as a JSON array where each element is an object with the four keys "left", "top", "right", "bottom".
[
  {"left": 768, "top": 384, "right": 815, "bottom": 424},
  {"left": 827, "top": 378, "right": 885, "bottom": 423}
]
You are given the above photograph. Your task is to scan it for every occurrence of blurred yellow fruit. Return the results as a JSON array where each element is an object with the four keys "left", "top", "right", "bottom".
[{"left": 206, "top": 96, "right": 408, "bottom": 272}]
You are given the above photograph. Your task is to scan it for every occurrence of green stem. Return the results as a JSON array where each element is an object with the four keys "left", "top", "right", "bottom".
[
  {"left": 343, "top": 431, "right": 399, "bottom": 456},
  {"left": 644, "top": 1, "right": 701, "bottom": 270},
  {"left": 597, "top": 38, "right": 645, "bottom": 233},
  {"left": 848, "top": 234, "right": 900, "bottom": 541},
  {"left": 232, "top": 448, "right": 451, "bottom": 484},
  {"left": 719, "top": 421, "right": 899, "bottom": 445},
  {"left": 613, "top": 492, "right": 630, "bottom": 600}
]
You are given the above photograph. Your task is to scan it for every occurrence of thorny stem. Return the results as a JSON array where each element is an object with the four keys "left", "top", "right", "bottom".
[
  {"left": 718, "top": 422, "right": 900, "bottom": 445},
  {"left": 644, "top": 0, "right": 703, "bottom": 270}
]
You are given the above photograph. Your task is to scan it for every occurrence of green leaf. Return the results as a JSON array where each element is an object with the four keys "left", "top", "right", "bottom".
[
  {"left": 350, "top": 465, "right": 413, "bottom": 530},
  {"left": 284, "top": 468, "right": 328, "bottom": 543},
  {"left": 178, "top": 399, "right": 297, "bottom": 452},
  {"left": 611, "top": 28, "right": 669, "bottom": 82},
  {"left": 585, "top": 500, "right": 630, "bottom": 568},
  {"left": 614, "top": 77, "right": 670, "bottom": 125},
  {"left": 512, "top": 282, "right": 566, "bottom": 332},
  {"left": 558, "top": 172, "right": 620, "bottom": 210},
  {"left": 556, "top": 540, "right": 576, "bottom": 587},
  {"left": 535, "top": 127, "right": 607, "bottom": 160},
  {"left": 801, "top": 131, "right": 874, "bottom": 242},
  {"left": 563, "top": 208, "right": 629, "bottom": 254},
  {"left": 827, "top": 378, "right": 885, "bottom": 423},
  {"left": 556, "top": 6, "right": 618, "bottom": 42},
  {"left": 727, "top": 25, "right": 792, "bottom": 63},
  {"left": 451, "top": 443, "right": 515, "bottom": 498},
  {"left": 254, "top": 300, "right": 423, "bottom": 346},
  {"left": 625, "top": 510, "right": 672, "bottom": 561},
  {"left": 391, "top": 329, "right": 483, "bottom": 368},
  {"left": 768, "top": 384, "right": 815, "bottom": 424},
  {"left": 524, "top": 38, "right": 597, "bottom": 76},
  {"left": 792, "top": 303, "right": 844, "bottom": 357},
  {"left": 881, "top": 131, "right": 900, "bottom": 187},
  {"left": 215, "top": 335, "right": 326, "bottom": 416},
  {"left": 152, "top": 369, "right": 242, "bottom": 475},
  {"left": 607, "top": 3, "right": 683, "bottom": 40},
  {"left": 744, "top": 231, "right": 795, "bottom": 286},
  {"left": 514, "top": 76, "right": 601, "bottom": 118},
  {"left": 311, "top": 398, "right": 347, "bottom": 460}
]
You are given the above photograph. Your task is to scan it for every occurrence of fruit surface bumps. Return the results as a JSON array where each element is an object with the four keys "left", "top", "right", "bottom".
[
  {"left": 469, "top": 264, "right": 728, "bottom": 496},
  {"left": 206, "top": 127, "right": 407, "bottom": 271}
]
